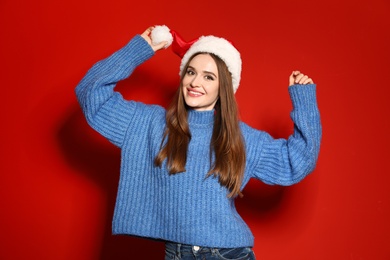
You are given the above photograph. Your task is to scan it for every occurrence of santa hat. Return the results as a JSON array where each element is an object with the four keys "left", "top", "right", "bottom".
[{"left": 151, "top": 25, "right": 242, "bottom": 93}]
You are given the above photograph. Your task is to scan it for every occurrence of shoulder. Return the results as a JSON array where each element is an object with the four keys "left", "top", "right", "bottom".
[
  {"left": 131, "top": 101, "right": 166, "bottom": 120},
  {"left": 240, "top": 121, "right": 265, "bottom": 136},
  {"left": 123, "top": 101, "right": 166, "bottom": 140},
  {"left": 239, "top": 121, "right": 271, "bottom": 144}
]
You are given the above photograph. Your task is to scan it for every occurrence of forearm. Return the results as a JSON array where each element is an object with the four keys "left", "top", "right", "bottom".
[
  {"left": 74, "top": 35, "right": 155, "bottom": 146},
  {"left": 288, "top": 84, "right": 322, "bottom": 175},
  {"left": 75, "top": 35, "right": 154, "bottom": 120},
  {"left": 253, "top": 84, "right": 321, "bottom": 185}
]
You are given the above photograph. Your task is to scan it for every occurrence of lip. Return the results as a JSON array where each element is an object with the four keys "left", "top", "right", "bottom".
[{"left": 187, "top": 87, "right": 204, "bottom": 97}]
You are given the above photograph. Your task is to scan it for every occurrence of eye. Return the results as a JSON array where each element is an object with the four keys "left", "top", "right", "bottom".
[
  {"left": 205, "top": 75, "right": 215, "bottom": 81},
  {"left": 186, "top": 69, "right": 195, "bottom": 75}
]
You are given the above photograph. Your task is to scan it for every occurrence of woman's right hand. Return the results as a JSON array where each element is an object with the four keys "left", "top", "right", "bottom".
[{"left": 140, "top": 26, "right": 168, "bottom": 52}]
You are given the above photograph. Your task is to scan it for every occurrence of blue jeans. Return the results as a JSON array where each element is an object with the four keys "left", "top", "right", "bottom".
[{"left": 165, "top": 242, "right": 256, "bottom": 260}]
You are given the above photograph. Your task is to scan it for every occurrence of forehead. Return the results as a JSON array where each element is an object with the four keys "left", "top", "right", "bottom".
[{"left": 189, "top": 54, "right": 218, "bottom": 72}]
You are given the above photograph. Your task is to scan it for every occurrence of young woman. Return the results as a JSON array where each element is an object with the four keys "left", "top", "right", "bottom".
[{"left": 75, "top": 25, "right": 321, "bottom": 260}]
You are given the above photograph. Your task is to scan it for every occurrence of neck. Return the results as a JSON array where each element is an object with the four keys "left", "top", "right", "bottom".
[{"left": 187, "top": 109, "right": 215, "bottom": 126}]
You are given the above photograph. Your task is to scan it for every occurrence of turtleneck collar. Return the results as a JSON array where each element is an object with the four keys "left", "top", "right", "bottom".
[{"left": 187, "top": 109, "right": 215, "bottom": 126}]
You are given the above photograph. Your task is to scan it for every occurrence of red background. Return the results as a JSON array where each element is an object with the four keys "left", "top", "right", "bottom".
[{"left": 1, "top": 0, "right": 389, "bottom": 259}]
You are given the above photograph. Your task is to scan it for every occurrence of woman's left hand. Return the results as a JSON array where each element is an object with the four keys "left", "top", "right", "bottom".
[{"left": 289, "top": 71, "right": 314, "bottom": 86}]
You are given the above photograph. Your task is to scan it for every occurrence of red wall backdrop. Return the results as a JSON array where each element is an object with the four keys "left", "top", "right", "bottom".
[{"left": 1, "top": 0, "right": 389, "bottom": 259}]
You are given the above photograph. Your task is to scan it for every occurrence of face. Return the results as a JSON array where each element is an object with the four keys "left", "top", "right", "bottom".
[{"left": 182, "top": 54, "right": 219, "bottom": 111}]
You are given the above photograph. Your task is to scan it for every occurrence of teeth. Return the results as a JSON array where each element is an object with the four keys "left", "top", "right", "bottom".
[{"left": 189, "top": 90, "right": 203, "bottom": 95}]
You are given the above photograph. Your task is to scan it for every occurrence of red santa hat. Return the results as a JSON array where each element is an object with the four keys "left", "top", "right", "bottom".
[{"left": 151, "top": 25, "right": 242, "bottom": 93}]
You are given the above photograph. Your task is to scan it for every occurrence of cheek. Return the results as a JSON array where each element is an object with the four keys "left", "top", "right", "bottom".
[
  {"left": 182, "top": 75, "right": 190, "bottom": 86},
  {"left": 211, "top": 85, "right": 219, "bottom": 98}
]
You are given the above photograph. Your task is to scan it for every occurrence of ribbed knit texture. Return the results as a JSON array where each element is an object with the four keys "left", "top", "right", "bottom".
[{"left": 75, "top": 35, "right": 322, "bottom": 248}]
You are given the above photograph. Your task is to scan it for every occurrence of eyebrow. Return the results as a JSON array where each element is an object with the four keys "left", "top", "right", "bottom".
[{"left": 188, "top": 66, "right": 218, "bottom": 78}]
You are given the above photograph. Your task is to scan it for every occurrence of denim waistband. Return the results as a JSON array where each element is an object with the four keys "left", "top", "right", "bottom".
[
  {"left": 165, "top": 241, "right": 255, "bottom": 259},
  {"left": 165, "top": 242, "right": 215, "bottom": 254}
]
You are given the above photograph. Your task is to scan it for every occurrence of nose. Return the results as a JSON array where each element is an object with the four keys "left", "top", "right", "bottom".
[{"left": 190, "top": 75, "right": 202, "bottom": 88}]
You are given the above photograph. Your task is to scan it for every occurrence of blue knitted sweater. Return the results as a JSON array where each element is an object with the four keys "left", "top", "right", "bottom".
[{"left": 75, "top": 35, "right": 321, "bottom": 248}]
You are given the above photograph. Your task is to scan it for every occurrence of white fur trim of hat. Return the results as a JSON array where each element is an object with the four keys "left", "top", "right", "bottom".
[
  {"left": 180, "top": 35, "right": 241, "bottom": 93},
  {"left": 151, "top": 25, "right": 242, "bottom": 93}
]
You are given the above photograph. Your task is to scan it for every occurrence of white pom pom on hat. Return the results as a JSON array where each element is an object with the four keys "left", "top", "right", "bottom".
[
  {"left": 151, "top": 25, "right": 242, "bottom": 93},
  {"left": 151, "top": 25, "right": 173, "bottom": 48}
]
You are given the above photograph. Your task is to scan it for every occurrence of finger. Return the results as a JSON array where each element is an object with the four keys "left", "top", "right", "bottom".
[
  {"left": 289, "top": 70, "right": 300, "bottom": 79},
  {"left": 140, "top": 27, "right": 155, "bottom": 45},
  {"left": 152, "top": 41, "right": 168, "bottom": 51},
  {"left": 140, "top": 27, "right": 154, "bottom": 43},
  {"left": 292, "top": 70, "right": 300, "bottom": 76},
  {"left": 294, "top": 74, "right": 305, "bottom": 84},
  {"left": 289, "top": 71, "right": 299, "bottom": 86},
  {"left": 141, "top": 26, "right": 154, "bottom": 37},
  {"left": 298, "top": 75, "right": 308, "bottom": 84},
  {"left": 302, "top": 78, "right": 313, "bottom": 84}
]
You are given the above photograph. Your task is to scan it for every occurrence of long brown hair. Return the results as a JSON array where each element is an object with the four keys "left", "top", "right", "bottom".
[{"left": 154, "top": 53, "right": 246, "bottom": 197}]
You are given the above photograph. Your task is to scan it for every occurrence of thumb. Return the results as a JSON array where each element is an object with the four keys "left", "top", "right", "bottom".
[
  {"left": 152, "top": 41, "right": 168, "bottom": 52},
  {"left": 289, "top": 71, "right": 299, "bottom": 86}
]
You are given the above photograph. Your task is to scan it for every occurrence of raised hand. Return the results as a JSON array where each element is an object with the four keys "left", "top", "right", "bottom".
[
  {"left": 289, "top": 71, "right": 314, "bottom": 86},
  {"left": 140, "top": 26, "right": 168, "bottom": 52}
]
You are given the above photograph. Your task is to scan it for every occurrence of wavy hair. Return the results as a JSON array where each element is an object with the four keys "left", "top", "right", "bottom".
[{"left": 154, "top": 53, "right": 246, "bottom": 197}]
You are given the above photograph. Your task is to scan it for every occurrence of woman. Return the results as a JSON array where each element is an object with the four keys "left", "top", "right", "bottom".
[{"left": 76, "top": 25, "right": 321, "bottom": 260}]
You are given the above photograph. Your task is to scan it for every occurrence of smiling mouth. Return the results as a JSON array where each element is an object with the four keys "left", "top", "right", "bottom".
[{"left": 187, "top": 89, "right": 204, "bottom": 97}]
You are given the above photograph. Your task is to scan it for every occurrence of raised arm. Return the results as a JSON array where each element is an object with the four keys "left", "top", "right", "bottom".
[
  {"left": 251, "top": 71, "right": 321, "bottom": 185},
  {"left": 75, "top": 27, "right": 166, "bottom": 147}
]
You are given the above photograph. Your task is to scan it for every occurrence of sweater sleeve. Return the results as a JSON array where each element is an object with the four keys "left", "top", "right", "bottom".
[
  {"left": 251, "top": 84, "right": 322, "bottom": 185},
  {"left": 75, "top": 35, "right": 155, "bottom": 147}
]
